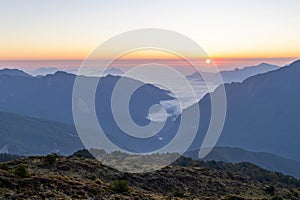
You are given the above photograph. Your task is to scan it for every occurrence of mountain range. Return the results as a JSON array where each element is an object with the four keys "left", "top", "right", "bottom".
[
  {"left": 187, "top": 60, "right": 300, "bottom": 163},
  {"left": 27, "top": 67, "right": 59, "bottom": 76},
  {"left": 0, "top": 60, "right": 300, "bottom": 178},
  {"left": 186, "top": 63, "right": 279, "bottom": 83},
  {"left": 0, "top": 70, "right": 176, "bottom": 154},
  {"left": 0, "top": 71, "right": 172, "bottom": 125},
  {"left": 25, "top": 67, "right": 125, "bottom": 77}
]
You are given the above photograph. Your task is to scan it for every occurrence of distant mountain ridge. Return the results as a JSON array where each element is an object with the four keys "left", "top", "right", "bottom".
[
  {"left": 220, "top": 63, "right": 279, "bottom": 83},
  {"left": 28, "top": 67, "right": 59, "bottom": 76},
  {"left": 185, "top": 146, "right": 300, "bottom": 178},
  {"left": 186, "top": 63, "right": 279, "bottom": 83},
  {"left": 26, "top": 67, "right": 125, "bottom": 77},
  {"left": 0, "top": 68, "right": 32, "bottom": 78}
]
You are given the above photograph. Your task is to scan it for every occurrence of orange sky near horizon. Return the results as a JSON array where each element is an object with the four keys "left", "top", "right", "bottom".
[
  {"left": 0, "top": 57, "right": 297, "bottom": 71},
  {"left": 0, "top": 47, "right": 299, "bottom": 61}
]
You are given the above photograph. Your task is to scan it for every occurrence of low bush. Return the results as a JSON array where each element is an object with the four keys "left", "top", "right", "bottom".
[
  {"left": 0, "top": 163, "right": 9, "bottom": 171},
  {"left": 43, "top": 153, "right": 58, "bottom": 166},
  {"left": 13, "top": 164, "right": 30, "bottom": 178},
  {"left": 109, "top": 180, "right": 129, "bottom": 193}
]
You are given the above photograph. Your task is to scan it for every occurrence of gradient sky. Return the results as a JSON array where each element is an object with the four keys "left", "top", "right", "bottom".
[{"left": 0, "top": 0, "right": 299, "bottom": 63}]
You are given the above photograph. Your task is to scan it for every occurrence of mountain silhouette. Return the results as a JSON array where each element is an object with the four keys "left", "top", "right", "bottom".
[
  {"left": 28, "top": 67, "right": 59, "bottom": 76},
  {"left": 185, "top": 146, "right": 300, "bottom": 178},
  {"left": 188, "top": 60, "right": 300, "bottom": 163},
  {"left": 0, "top": 68, "right": 32, "bottom": 78},
  {"left": 0, "top": 71, "right": 173, "bottom": 125},
  {"left": 186, "top": 63, "right": 279, "bottom": 83}
]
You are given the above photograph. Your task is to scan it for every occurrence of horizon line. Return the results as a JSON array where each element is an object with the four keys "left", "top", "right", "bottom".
[{"left": 0, "top": 57, "right": 298, "bottom": 62}]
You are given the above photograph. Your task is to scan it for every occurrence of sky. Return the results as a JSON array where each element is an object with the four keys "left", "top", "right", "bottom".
[{"left": 0, "top": 0, "right": 299, "bottom": 68}]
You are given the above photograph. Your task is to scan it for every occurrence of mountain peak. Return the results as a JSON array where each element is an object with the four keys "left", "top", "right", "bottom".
[
  {"left": 50, "top": 71, "right": 75, "bottom": 77},
  {"left": 256, "top": 62, "right": 278, "bottom": 68},
  {"left": 104, "top": 67, "right": 124, "bottom": 75}
]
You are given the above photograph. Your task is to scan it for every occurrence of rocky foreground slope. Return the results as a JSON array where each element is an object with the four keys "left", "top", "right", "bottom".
[{"left": 0, "top": 154, "right": 300, "bottom": 200}]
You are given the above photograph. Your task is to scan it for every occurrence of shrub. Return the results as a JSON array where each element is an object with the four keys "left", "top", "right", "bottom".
[
  {"left": 72, "top": 149, "right": 94, "bottom": 159},
  {"left": 109, "top": 180, "right": 129, "bottom": 193},
  {"left": 0, "top": 163, "right": 9, "bottom": 171},
  {"left": 43, "top": 153, "right": 58, "bottom": 166},
  {"left": 13, "top": 164, "right": 30, "bottom": 178}
]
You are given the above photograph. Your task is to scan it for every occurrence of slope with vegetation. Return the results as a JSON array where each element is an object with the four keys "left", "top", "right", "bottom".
[{"left": 0, "top": 153, "right": 300, "bottom": 199}]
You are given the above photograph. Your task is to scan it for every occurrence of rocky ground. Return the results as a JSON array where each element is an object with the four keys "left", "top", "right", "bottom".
[{"left": 0, "top": 154, "right": 299, "bottom": 199}]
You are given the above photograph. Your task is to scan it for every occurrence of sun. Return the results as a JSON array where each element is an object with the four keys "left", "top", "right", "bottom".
[{"left": 205, "top": 58, "right": 212, "bottom": 64}]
